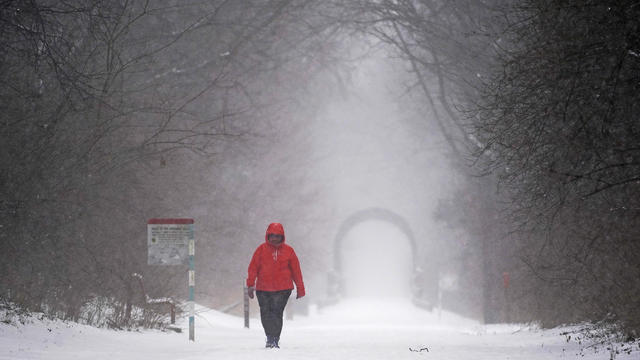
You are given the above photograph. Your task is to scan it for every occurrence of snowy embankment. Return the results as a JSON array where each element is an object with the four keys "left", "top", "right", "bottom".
[{"left": 1, "top": 299, "right": 637, "bottom": 360}]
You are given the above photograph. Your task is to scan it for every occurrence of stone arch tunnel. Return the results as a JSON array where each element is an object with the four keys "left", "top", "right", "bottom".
[{"left": 323, "top": 207, "right": 434, "bottom": 309}]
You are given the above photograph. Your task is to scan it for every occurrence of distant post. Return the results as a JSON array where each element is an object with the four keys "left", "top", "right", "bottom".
[
  {"left": 243, "top": 283, "right": 250, "bottom": 328},
  {"left": 147, "top": 218, "right": 195, "bottom": 341},
  {"left": 502, "top": 272, "right": 510, "bottom": 323}
]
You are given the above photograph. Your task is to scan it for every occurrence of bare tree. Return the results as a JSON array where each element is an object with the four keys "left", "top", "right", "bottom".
[
  {"left": 472, "top": 0, "right": 640, "bottom": 334},
  {"left": 0, "top": 0, "right": 346, "bottom": 327}
]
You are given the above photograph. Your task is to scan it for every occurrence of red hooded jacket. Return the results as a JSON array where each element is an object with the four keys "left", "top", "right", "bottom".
[{"left": 246, "top": 223, "right": 305, "bottom": 297}]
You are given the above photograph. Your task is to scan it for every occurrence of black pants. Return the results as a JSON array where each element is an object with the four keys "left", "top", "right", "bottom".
[{"left": 256, "top": 289, "right": 292, "bottom": 339}]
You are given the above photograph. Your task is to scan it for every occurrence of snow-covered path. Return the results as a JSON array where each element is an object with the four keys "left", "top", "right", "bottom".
[{"left": 1, "top": 299, "right": 634, "bottom": 359}]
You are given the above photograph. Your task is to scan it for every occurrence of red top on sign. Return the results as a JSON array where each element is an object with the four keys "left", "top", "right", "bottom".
[{"left": 148, "top": 218, "right": 194, "bottom": 224}]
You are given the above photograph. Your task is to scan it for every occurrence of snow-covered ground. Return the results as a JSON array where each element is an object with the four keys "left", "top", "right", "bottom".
[{"left": 1, "top": 298, "right": 636, "bottom": 360}]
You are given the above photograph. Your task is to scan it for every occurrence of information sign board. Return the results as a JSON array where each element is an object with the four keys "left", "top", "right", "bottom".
[{"left": 147, "top": 219, "right": 193, "bottom": 265}]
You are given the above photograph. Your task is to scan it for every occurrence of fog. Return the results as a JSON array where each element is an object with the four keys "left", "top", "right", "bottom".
[
  {"left": 341, "top": 220, "right": 413, "bottom": 299},
  {"left": 310, "top": 55, "right": 455, "bottom": 214},
  {"left": 4, "top": 1, "right": 638, "bottom": 339},
  {"left": 255, "top": 53, "right": 467, "bottom": 318}
]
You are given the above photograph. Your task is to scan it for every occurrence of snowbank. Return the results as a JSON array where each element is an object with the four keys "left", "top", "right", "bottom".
[{"left": 1, "top": 300, "right": 637, "bottom": 359}]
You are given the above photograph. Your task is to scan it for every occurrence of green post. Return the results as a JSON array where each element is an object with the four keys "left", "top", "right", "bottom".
[{"left": 189, "top": 223, "right": 195, "bottom": 341}]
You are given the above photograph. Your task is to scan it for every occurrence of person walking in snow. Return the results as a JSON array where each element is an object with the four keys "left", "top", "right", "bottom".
[{"left": 246, "top": 222, "right": 305, "bottom": 348}]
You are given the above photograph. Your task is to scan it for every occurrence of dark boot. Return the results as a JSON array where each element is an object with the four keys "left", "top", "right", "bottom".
[
  {"left": 265, "top": 336, "right": 274, "bottom": 348},
  {"left": 273, "top": 336, "right": 280, "bottom": 348}
]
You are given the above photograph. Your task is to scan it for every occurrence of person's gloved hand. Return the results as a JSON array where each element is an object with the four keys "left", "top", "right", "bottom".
[
  {"left": 247, "top": 286, "right": 255, "bottom": 299},
  {"left": 296, "top": 289, "right": 305, "bottom": 299}
]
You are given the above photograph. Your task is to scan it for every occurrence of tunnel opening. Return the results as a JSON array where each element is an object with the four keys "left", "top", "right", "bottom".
[
  {"left": 340, "top": 220, "right": 413, "bottom": 299},
  {"left": 323, "top": 207, "right": 433, "bottom": 310}
]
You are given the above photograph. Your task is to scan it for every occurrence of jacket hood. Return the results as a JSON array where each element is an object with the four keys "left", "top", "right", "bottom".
[{"left": 265, "top": 222, "right": 286, "bottom": 244}]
